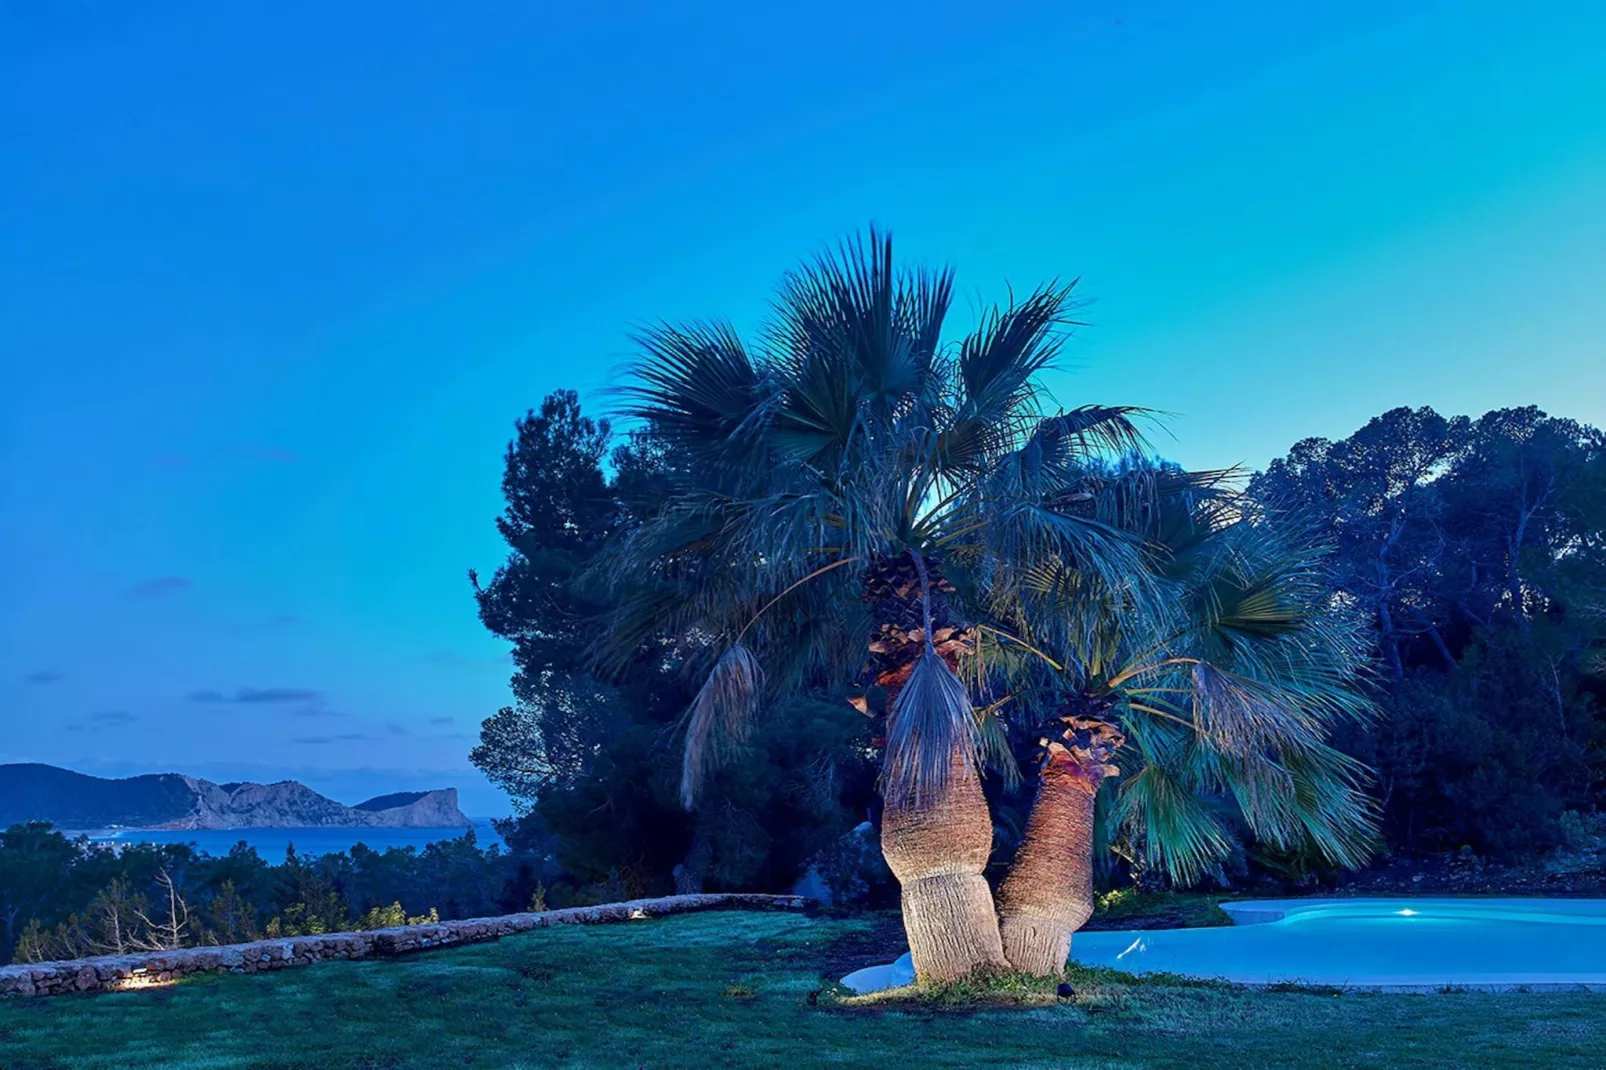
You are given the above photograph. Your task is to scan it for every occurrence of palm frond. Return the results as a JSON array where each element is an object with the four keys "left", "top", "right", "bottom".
[
  {"left": 1280, "top": 743, "right": 1379, "bottom": 869},
  {"left": 1188, "top": 660, "right": 1324, "bottom": 752},
  {"left": 769, "top": 227, "right": 952, "bottom": 420},
  {"left": 1030, "top": 406, "right": 1154, "bottom": 466},
  {"left": 1115, "top": 758, "right": 1234, "bottom": 886},
  {"left": 680, "top": 644, "right": 763, "bottom": 808},
  {"left": 975, "top": 700, "right": 1022, "bottom": 790},
  {"left": 986, "top": 451, "right": 1379, "bottom": 883},
  {"left": 619, "top": 320, "right": 771, "bottom": 467},
  {"left": 935, "top": 284, "right": 1084, "bottom": 474}
]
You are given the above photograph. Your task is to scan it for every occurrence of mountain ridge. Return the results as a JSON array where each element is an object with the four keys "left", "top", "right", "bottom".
[{"left": 0, "top": 763, "right": 471, "bottom": 829}]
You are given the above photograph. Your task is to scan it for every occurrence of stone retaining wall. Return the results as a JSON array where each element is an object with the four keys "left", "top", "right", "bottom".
[{"left": 0, "top": 892, "right": 806, "bottom": 999}]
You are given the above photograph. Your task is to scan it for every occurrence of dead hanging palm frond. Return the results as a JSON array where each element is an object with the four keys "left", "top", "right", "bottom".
[
  {"left": 881, "top": 646, "right": 981, "bottom": 805},
  {"left": 880, "top": 552, "right": 989, "bottom": 804},
  {"left": 679, "top": 644, "right": 763, "bottom": 808},
  {"left": 1189, "top": 659, "right": 1323, "bottom": 753}
]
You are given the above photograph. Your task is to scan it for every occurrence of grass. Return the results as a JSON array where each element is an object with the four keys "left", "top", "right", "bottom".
[
  {"left": 1085, "top": 888, "right": 1234, "bottom": 930},
  {"left": 0, "top": 909, "right": 1601, "bottom": 1068}
]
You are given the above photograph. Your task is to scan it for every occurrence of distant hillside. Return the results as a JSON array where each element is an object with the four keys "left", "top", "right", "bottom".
[
  {"left": 353, "top": 791, "right": 428, "bottom": 811},
  {"left": 0, "top": 764, "right": 470, "bottom": 830},
  {"left": 0, "top": 764, "right": 196, "bottom": 828}
]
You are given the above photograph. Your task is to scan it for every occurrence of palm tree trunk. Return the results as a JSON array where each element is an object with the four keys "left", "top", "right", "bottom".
[
  {"left": 996, "top": 716, "right": 1124, "bottom": 976},
  {"left": 862, "top": 551, "right": 1006, "bottom": 983},
  {"left": 880, "top": 751, "right": 1008, "bottom": 983}
]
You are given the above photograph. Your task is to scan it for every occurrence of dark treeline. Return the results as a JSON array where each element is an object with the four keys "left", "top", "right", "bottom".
[
  {"left": 470, "top": 392, "right": 879, "bottom": 902},
  {"left": 0, "top": 823, "right": 552, "bottom": 966},
  {"left": 472, "top": 395, "right": 1604, "bottom": 898},
  {"left": 1250, "top": 405, "right": 1605, "bottom": 859}
]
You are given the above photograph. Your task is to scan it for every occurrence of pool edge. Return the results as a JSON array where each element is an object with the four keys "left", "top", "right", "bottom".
[{"left": 1218, "top": 896, "right": 1606, "bottom": 927}]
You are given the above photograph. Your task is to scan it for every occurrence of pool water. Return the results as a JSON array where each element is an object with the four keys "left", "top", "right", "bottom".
[{"left": 1068, "top": 897, "right": 1606, "bottom": 989}]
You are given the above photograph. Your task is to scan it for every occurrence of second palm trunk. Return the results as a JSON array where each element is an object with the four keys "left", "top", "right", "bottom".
[{"left": 996, "top": 717, "right": 1125, "bottom": 976}]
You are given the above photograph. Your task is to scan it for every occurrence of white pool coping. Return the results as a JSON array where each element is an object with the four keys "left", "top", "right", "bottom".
[{"left": 1219, "top": 896, "right": 1606, "bottom": 927}]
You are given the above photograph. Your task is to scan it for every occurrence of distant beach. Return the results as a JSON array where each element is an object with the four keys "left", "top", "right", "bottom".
[{"left": 60, "top": 821, "right": 506, "bottom": 859}]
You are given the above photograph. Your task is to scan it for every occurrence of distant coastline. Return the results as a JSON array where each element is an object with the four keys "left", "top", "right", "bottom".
[
  {"left": 55, "top": 821, "right": 506, "bottom": 860},
  {"left": 1, "top": 763, "right": 474, "bottom": 831}
]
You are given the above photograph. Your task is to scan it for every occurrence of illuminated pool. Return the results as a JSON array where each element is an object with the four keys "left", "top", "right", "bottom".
[{"left": 1068, "top": 897, "right": 1606, "bottom": 990}]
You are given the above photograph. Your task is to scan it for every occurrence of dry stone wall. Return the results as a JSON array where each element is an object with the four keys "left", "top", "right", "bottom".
[{"left": 0, "top": 893, "right": 806, "bottom": 999}]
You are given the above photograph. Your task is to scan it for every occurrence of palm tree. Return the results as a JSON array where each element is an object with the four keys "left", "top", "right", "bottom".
[
  {"left": 600, "top": 230, "right": 1155, "bottom": 981},
  {"left": 985, "top": 466, "right": 1378, "bottom": 974},
  {"left": 600, "top": 232, "right": 1377, "bottom": 983}
]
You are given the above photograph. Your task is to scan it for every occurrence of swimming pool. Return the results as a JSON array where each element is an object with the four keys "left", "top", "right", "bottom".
[{"left": 1068, "top": 897, "right": 1606, "bottom": 990}]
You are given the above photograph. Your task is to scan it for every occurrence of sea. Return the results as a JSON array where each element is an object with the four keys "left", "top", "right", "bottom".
[{"left": 60, "top": 821, "right": 505, "bottom": 860}]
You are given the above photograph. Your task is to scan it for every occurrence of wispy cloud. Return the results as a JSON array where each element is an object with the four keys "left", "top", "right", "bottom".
[
  {"left": 335, "top": 732, "right": 371, "bottom": 741},
  {"left": 186, "top": 687, "right": 325, "bottom": 705},
  {"left": 269, "top": 614, "right": 301, "bottom": 627},
  {"left": 428, "top": 716, "right": 455, "bottom": 725},
  {"left": 385, "top": 723, "right": 410, "bottom": 737},
  {"left": 291, "top": 736, "right": 332, "bottom": 745},
  {"left": 24, "top": 670, "right": 66, "bottom": 685},
  {"left": 129, "top": 576, "right": 192, "bottom": 598},
  {"left": 62, "top": 711, "right": 139, "bottom": 734},
  {"left": 237, "top": 687, "right": 322, "bottom": 704},
  {"left": 89, "top": 710, "right": 138, "bottom": 726}
]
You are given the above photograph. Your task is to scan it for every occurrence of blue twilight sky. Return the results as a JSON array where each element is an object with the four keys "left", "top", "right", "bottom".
[{"left": 2, "top": 2, "right": 1603, "bottom": 815}]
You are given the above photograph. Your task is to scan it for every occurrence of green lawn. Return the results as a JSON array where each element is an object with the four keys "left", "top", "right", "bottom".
[{"left": 0, "top": 909, "right": 1600, "bottom": 1069}]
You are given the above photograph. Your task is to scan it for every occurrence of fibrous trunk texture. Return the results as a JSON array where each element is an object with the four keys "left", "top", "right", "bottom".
[
  {"left": 996, "top": 716, "right": 1125, "bottom": 976},
  {"left": 880, "top": 752, "right": 1009, "bottom": 983},
  {"left": 860, "top": 552, "right": 1003, "bottom": 983}
]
